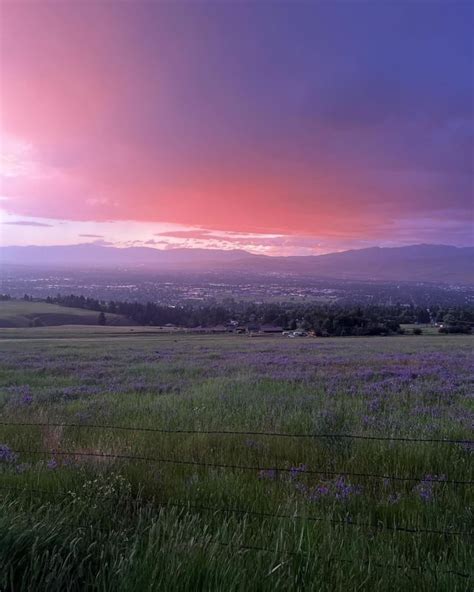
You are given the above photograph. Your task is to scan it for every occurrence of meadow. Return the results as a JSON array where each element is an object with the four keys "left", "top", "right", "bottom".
[
  {"left": 0, "top": 329, "right": 472, "bottom": 591},
  {"left": 0, "top": 300, "right": 130, "bottom": 328}
]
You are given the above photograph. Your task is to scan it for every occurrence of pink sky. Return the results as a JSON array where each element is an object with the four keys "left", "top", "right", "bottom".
[{"left": 0, "top": 2, "right": 472, "bottom": 255}]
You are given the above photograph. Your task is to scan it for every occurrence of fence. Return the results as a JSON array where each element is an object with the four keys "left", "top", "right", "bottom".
[
  {"left": 0, "top": 420, "right": 472, "bottom": 580},
  {"left": 1, "top": 421, "right": 472, "bottom": 444}
]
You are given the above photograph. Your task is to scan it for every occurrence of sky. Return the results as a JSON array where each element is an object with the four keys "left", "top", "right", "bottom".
[{"left": 0, "top": 1, "right": 472, "bottom": 256}]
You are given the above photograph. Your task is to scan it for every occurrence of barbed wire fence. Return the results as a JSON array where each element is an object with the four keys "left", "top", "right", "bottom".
[
  {"left": 1, "top": 481, "right": 471, "bottom": 579},
  {"left": 0, "top": 420, "right": 472, "bottom": 579},
  {"left": 1, "top": 421, "right": 472, "bottom": 444},
  {"left": 8, "top": 447, "right": 474, "bottom": 485}
]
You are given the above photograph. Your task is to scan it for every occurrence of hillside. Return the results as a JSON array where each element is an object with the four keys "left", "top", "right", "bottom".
[
  {"left": 234, "top": 244, "right": 474, "bottom": 283},
  {"left": 0, "top": 300, "right": 133, "bottom": 328},
  {"left": 0, "top": 244, "right": 256, "bottom": 269},
  {"left": 1, "top": 243, "right": 472, "bottom": 283}
]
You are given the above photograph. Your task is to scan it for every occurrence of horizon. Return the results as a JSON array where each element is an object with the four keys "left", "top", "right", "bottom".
[
  {"left": 1, "top": 2, "right": 473, "bottom": 257},
  {"left": 2, "top": 242, "right": 472, "bottom": 286},
  {"left": 2, "top": 240, "right": 472, "bottom": 257}
]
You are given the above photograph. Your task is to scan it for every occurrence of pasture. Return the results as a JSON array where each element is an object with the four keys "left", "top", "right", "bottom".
[
  {"left": 0, "top": 300, "right": 131, "bottom": 328},
  {"left": 0, "top": 330, "right": 472, "bottom": 591}
]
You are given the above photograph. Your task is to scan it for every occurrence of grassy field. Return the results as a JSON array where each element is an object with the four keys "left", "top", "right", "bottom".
[
  {"left": 0, "top": 300, "right": 131, "bottom": 328},
  {"left": 400, "top": 324, "right": 440, "bottom": 336},
  {"left": 0, "top": 330, "right": 472, "bottom": 591}
]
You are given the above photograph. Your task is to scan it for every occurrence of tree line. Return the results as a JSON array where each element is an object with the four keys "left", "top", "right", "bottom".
[{"left": 22, "top": 293, "right": 471, "bottom": 336}]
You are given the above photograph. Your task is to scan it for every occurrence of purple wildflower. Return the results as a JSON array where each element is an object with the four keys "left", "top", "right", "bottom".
[
  {"left": 308, "top": 484, "right": 330, "bottom": 501},
  {"left": 0, "top": 444, "right": 17, "bottom": 464},
  {"left": 306, "top": 478, "right": 362, "bottom": 503},
  {"left": 290, "top": 464, "right": 308, "bottom": 481},
  {"left": 460, "top": 442, "right": 474, "bottom": 454},
  {"left": 258, "top": 469, "right": 277, "bottom": 481},
  {"left": 413, "top": 474, "right": 444, "bottom": 503},
  {"left": 416, "top": 484, "right": 434, "bottom": 502},
  {"left": 334, "top": 476, "right": 362, "bottom": 501},
  {"left": 387, "top": 493, "right": 402, "bottom": 505}
]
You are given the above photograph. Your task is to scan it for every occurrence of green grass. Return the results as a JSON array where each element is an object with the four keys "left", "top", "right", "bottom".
[
  {"left": 0, "top": 300, "right": 131, "bottom": 328},
  {"left": 400, "top": 324, "right": 440, "bottom": 336},
  {"left": 0, "top": 330, "right": 472, "bottom": 590}
]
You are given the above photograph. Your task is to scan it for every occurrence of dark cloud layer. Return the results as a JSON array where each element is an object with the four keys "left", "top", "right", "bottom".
[{"left": 3, "top": 220, "right": 53, "bottom": 227}]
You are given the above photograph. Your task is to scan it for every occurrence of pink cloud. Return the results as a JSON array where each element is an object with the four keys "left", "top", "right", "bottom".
[{"left": 1, "top": 2, "right": 471, "bottom": 250}]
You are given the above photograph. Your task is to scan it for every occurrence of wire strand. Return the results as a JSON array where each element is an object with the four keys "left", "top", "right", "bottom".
[
  {"left": 0, "top": 486, "right": 471, "bottom": 578},
  {"left": 0, "top": 484, "right": 471, "bottom": 537},
  {"left": 1, "top": 421, "right": 471, "bottom": 445},
  {"left": 11, "top": 448, "right": 474, "bottom": 485}
]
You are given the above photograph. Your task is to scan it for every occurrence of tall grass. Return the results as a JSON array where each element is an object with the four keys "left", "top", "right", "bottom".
[{"left": 0, "top": 333, "right": 472, "bottom": 590}]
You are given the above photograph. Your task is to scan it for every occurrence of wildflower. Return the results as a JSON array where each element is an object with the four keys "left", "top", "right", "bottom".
[
  {"left": 47, "top": 459, "right": 58, "bottom": 470},
  {"left": 459, "top": 442, "right": 474, "bottom": 454},
  {"left": 289, "top": 464, "right": 308, "bottom": 481},
  {"left": 334, "top": 476, "right": 360, "bottom": 500},
  {"left": 307, "top": 484, "right": 329, "bottom": 502},
  {"left": 416, "top": 484, "right": 433, "bottom": 502},
  {"left": 413, "top": 475, "right": 437, "bottom": 502},
  {"left": 20, "top": 394, "right": 33, "bottom": 406},
  {"left": 0, "top": 444, "right": 17, "bottom": 464},
  {"left": 387, "top": 493, "right": 402, "bottom": 505}
]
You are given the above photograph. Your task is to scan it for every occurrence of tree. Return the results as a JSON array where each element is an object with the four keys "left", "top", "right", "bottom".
[
  {"left": 443, "top": 312, "right": 457, "bottom": 325},
  {"left": 98, "top": 312, "right": 106, "bottom": 326},
  {"left": 416, "top": 308, "right": 430, "bottom": 324}
]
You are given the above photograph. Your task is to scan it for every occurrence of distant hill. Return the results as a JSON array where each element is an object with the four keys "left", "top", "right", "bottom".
[
  {"left": 0, "top": 300, "right": 133, "bottom": 328},
  {"left": 232, "top": 244, "right": 474, "bottom": 283},
  {"left": 1, "top": 243, "right": 472, "bottom": 284},
  {"left": 0, "top": 244, "right": 254, "bottom": 269}
]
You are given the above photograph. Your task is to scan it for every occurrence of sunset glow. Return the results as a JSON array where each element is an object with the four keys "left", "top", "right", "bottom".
[{"left": 0, "top": 2, "right": 472, "bottom": 254}]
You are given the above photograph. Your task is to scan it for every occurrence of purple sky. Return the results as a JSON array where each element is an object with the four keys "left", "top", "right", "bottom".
[{"left": 0, "top": 1, "right": 472, "bottom": 255}]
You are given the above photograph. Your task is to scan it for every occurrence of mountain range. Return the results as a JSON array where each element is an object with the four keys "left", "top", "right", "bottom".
[{"left": 1, "top": 244, "right": 472, "bottom": 284}]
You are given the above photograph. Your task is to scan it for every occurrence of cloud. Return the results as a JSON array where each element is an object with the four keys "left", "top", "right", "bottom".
[
  {"left": 144, "top": 239, "right": 170, "bottom": 245},
  {"left": 156, "top": 229, "right": 213, "bottom": 239},
  {"left": 1, "top": 2, "right": 472, "bottom": 247},
  {"left": 87, "top": 239, "right": 114, "bottom": 246},
  {"left": 3, "top": 220, "right": 53, "bottom": 227},
  {"left": 79, "top": 233, "right": 104, "bottom": 238},
  {"left": 148, "top": 228, "right": 330, "bottom": 255}
]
